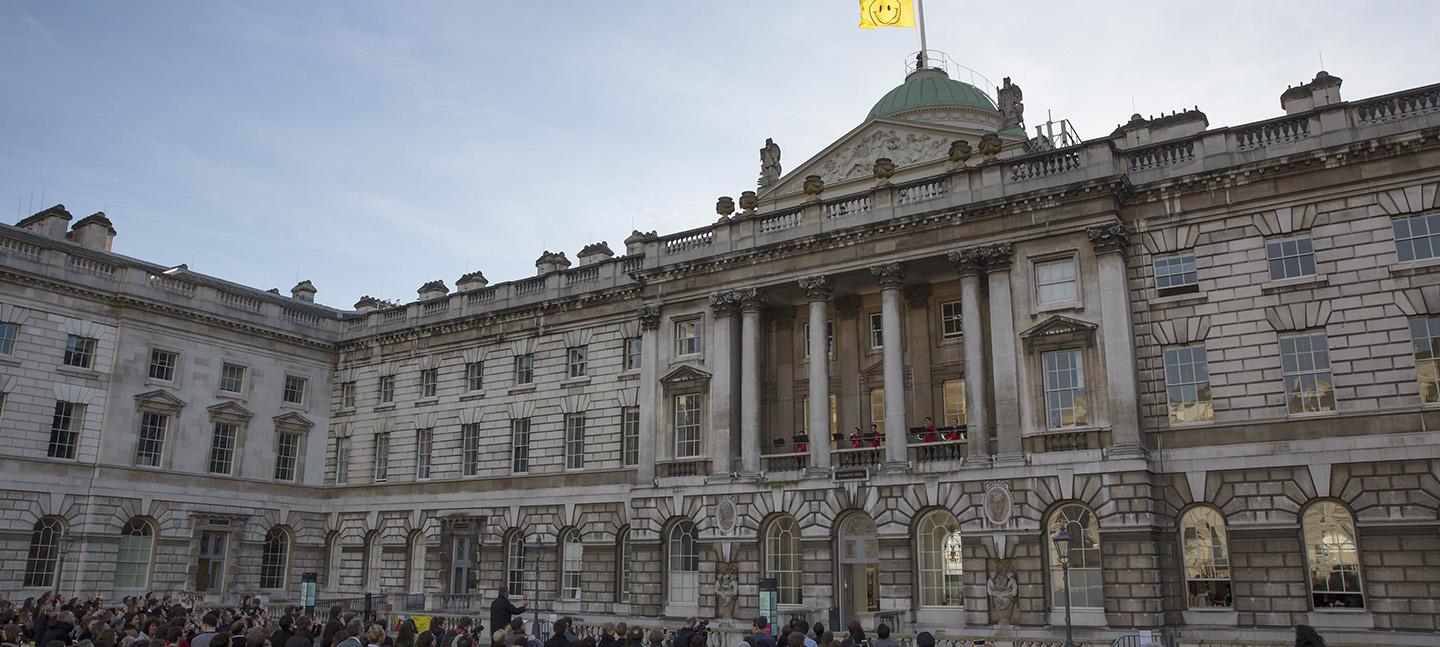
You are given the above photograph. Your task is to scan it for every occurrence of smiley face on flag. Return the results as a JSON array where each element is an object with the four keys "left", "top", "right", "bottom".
[
  {"left": 858, "top": 0, "right": 915, "bottom": 29},
  {"left": 868, "top": 0, "right": 903, "bottom": 26}
]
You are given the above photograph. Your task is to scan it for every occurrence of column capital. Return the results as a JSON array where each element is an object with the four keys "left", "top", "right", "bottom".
[
  {"left": 1087, "top": 220, "right": 1131, "bottom": 255},
  {"left": 638, "top": 305, "right": 662, "bottom": 330},
  {"left": 709, "top": 290, "right": 742, "bottom": 317},
  {"left": 798, "top": 275, "right": 833, "bottom": 301},
  {"left": 869, "top": 262, "right": 906, "bottom": 290},
  {"left": 903, "top": 283, "right": 933, "bottom": 309},
  {"left": 834, "top": 295, "right": 862, "bottom": 319},
  {"left": 977, "top": 242, "right": 1015, "bottom": 271},
  {"left": 735, "top": 287, "right": 766, "bottom": 313},
  {"left": 946, "top": 248, "right": 986, "bottom": 277}
]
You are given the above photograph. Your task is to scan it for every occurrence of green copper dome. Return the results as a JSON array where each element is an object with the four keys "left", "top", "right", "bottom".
[{"left": 867, "top": 68, "right": 997, "bottom": 120}]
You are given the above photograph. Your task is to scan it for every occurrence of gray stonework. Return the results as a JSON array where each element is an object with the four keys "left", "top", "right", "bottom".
[{"left": 1, "top": 70, "right": 1440, "bottom": 646}]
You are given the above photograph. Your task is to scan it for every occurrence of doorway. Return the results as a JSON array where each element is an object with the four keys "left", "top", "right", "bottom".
[
  {"left": 836, "top": 513, "right": 881, "bottom": 621},
  {"left": 196, "top": 531, "right": 226, "bottom": 592}
]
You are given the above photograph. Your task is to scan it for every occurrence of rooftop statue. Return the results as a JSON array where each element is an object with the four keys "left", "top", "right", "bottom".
[
  {"left": 758, "top": 138, "right": 782, "bottom": 189},
  {"left": 998, "top": 77, "right": 1024, "bottom": 130}
]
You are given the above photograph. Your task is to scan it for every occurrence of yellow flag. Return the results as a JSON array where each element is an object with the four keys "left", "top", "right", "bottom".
[{"left": 858, "top": 0, "right": 916, "bottom": 29}]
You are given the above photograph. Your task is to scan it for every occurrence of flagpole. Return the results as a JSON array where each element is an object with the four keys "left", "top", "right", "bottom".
[{"left": 916, "top": 0, "right": 928, "bottom": 69}]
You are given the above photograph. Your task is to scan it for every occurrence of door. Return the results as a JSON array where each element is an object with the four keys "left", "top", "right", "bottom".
[
  {"left": 196, "top": 531, "right": 226, "bottom": 592},
  {"left": 450, "top": 536, "right": 470, "bottom": 594},
  {"left": 836, "top": 513, "right": 880, "bottom": 622}
]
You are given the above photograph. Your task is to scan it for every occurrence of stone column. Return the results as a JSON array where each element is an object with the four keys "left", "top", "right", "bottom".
[
  {"left": 981, "top": 244, "right": 1023, "bottom": 459},
  {"left": 738, "top": 288, "right": 764, "bottom": 474},
  {"left": 1089, "top": 220, "right": 1143, "bottom": 453},
  {"left": 870, "top": 262, "right": 909, "bottom": 466},
  {"left": 709, "top": 291, "right": 740, "bottom": 474},
  {"left": 799, "top": 275, "right": 834, "bottom": 470},
  {"left": 948, "top": 249, "right": 990, "bottom": 460},
  {"left": 834, "top": 295, "right": 862, "bottom": 435},
  {"left": 637, "top": 305, "right": 661, "bottom": 482},
  {"left": 903, "top": 284, "right": 935, "bottom": 426}
]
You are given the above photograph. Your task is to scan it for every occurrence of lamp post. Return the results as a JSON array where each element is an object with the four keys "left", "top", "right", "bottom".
[
  {"left": 527, "top": 539, "right": 545, "bottom": 629},
  {"left": 58, "top": 532, "right": 76, "bottom": 598},
  {"left": 1051, "top": 527, "right": 1074, "bottom": 647}
]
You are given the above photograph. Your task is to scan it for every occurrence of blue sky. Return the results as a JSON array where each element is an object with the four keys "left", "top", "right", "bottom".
[{"left": 2, "top": 1, "right": 1436, "bottom": 308}]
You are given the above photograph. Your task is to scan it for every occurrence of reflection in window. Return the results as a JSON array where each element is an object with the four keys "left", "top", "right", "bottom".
[
  {"left": 1303, "top": 502, "right": 1364, "bottom": 609},
  {"left": 1180, "top": 507, "right": 1231, "bottom": 608},
  {"left": 1048, "top": 503, "right": 1102, "bottom": 609},
  {"left": 917, "top": 510, "right": 963, "bottom": 607}
]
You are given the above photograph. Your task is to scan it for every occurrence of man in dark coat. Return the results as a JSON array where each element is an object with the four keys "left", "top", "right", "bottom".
[
  {"left": 284, "top": 617, "right": 315, "bottom": 647},
  {"left": 488, "top": 589, "right": 526, "bottom": 640}
]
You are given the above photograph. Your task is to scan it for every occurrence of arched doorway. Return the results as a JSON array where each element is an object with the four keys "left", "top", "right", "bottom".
[{"left": 835, "top": 512, "right": 880, "bottom": 621}]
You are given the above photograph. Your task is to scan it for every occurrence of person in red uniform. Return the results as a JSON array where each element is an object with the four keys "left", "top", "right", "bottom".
[
  {"left": 849, "top": 427, "right": 863, "bottom": 448},
  {"left": 922, "top": 417, "right": 938, "bottom": 443}
]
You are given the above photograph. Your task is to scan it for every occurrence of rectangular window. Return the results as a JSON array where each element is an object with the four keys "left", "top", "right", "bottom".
[
  {"left": 134, "top": 411, "right": 168, "bottom": 467},
  {"left": 1411, "top": 315, "right": 1440, "bottom": 403},
  {"left": 220, "top": 363, "right": 245, "bottom": 394},
  {"left": 209, "top": 422, "right": 238, "bottom": 475},
  {"left": 415, "top": 428, "right": 432, "bottom": 480},
  {"left": 869, "top": 313, "right": 884, "bottom": 349},
  {"left": 1266, "top": 236, "right": 1317, "bottom": 281},
  {"left": 564, "top": 414, "right": 586, "bottom": 469},
  {"left": 274, "top": 432, "right": 299, "bottom": 481},
  {"left": 674, "top": 394, "right": 702, "bottom": 458},
  {"left": 940, "top": 301, "right": 963, "bottom": 339},
  {"left": 466, "top": 361, "right": 484, "bottom": 391},
  {"left": 0, "top": 322, "right": 17, "bottom": 355},
  {"left": 335, "top": 437, "right": 350, "bottom": 484},
  {"left": 870, "top": 388, "right": 886, "bottom": 435},
  {"left": 623, "top": 338, "right": 642, "bottom": 371},
  {"left": 1164, "top": 345, "right": 1214, "bottom": 423},
  {"left": 622, "top": 407, "right": 640, "bottom": 466},
  {"left": 373, "top": 432, "right": 390, "bottom": 482},
  {"left": 282, "top": 375, "right": 307, "bottom": 405},
  {"left": 148, "top": 349, "right": 178, "bottom": 381},
  {"left": 804, "top": 320, "right": 834, "bottom": 358},
  {"left": 63, "top": 335, "right": 97, "bottom": 369},
  {"left": 1280, "top": 333, "right": 1335, "bottom": 414},
  {"left": 942, "top": 379, "right": 966, "bottom": 427},
  {"left": 1042, "top": 349, "right": 1088, "bottom": 428},
  {"left": 1392, "top": 212, "right": 1440, "bottom": 262},
  {"left": 48, "top": 401, "right": 82, "bottom": 459},
  {"left": 379, "top": 375, "right": 395, "bottom": 403},
  {"left": 420, "top": 368, "right": 438, "bottom": 398},
  {"left": 340, "top": 381, "right": 356, "bottom": 408},
  {"left": 513, "top": 354, "right": 534, "bottom": 385},
  {"left": 675, "top": 319, "right": 702, "bottom": 356},
  {"left": 511, "top": 419, "right": 531, "bottom": 473},
  {"left": 462, "top": 423, "right": 481, "bottom": 477},
  {"left": 1035, "top": 257, "right": 1079, "bottom": 306},
  {"left": 568, "top": 346, "right": 588, "bottom": 378},
  {"left": 1154, "top": 253, "right": 1199, "bottom": 296}
]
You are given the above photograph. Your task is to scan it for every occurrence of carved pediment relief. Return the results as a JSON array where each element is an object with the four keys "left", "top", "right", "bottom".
[
  {"left": 660, "top": 364, "right": 712, "bottom": 388},
  {"left": 1020, "top": 315, "right": 1098, "bottom": 352},
  {"left": 815, "top": 127, "right": 951, "bottom": 184},
  {"left": 134, "top": 389, "right": 186, "bottom": 412}
]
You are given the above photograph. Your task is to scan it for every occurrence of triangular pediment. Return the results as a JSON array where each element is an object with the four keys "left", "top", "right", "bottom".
[
  {"left": 767, "top": 120, "right": 966, "bottom": 196},
  {"left": 272, "top": 411, "right": 315, "bottom": 430},
  {"left": 660, "top": 364, "right": 712, "bottom": 385},
  {"left": 134, "top": 389, "right": 186, "bottom": 410},
  {"left": 1020, "top": 315, "right": 1098, "bottom": 341},
  {"left": 207, "top": 401, "right": 254, "bottom": 420}
]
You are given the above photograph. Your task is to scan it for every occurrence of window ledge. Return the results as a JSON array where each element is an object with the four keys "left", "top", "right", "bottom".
[
  {"left": 508, "top": 385, "right": 536, "bottom": 395},
  {"left": 1047, "top": 608, "right": 1105, "bottom": 627},
  {"left": 1035, "top": 301, "right": 1084, "bottom": 316},
  {"left": 280, "top": 402, "right": 307, "bottom": 411},
  {"left": 56, "top": 365, "right": 101, "bottom": 380},
  {"left": 373, "top": 404, "right": 396, "bottom": 412},
  {"left": 1182, "top": 609, "right": 1238, "bottom": 626},
  {"left": 216, "top": 391, "right": 246, "bottom": 401},
  {"left": 1147, "top": 292, "right": 1208, "bottom": 308},
  {"left": 0, "top": 356, "right": 19, "bottom": 367},
  {"left": 1260, "top": 273, "right": 1328, "bottom": 293},
  {"left": 1287, "top": 409, "right": 1339, "bottom": 420},
  {"left": 618, "top": 371, "right": 640, "bottom": 381},
  {"left": 562, "top": 376, "right": 592, "bottom": 387},
  {"left": 459, "top": 391, "right": 487, "bottom": 401},
  {"left": 413, "top": 398, "right": 439, "bottom": 407},
  {"left": 1387, "top": 256, "right": 1440, "bottom": 277},
  {"left": 1025, "top": 424, "right": 1109, "bottom": 437},
  {"left": 144, "top": 377, "right": 176, "bottom": 388},
  {"left": 1167, "top": 419, "right": 1215, "bottom": 429}
]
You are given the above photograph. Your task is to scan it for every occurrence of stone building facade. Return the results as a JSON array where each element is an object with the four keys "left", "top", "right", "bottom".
[{"left": 2, "top": 64, "right": 1440, "bottom": 645}]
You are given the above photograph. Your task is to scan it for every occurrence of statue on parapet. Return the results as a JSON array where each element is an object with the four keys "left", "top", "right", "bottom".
[
  {"left": 758, "top": 138, "right": 782, "bottom": 189},
  {"left": 998, "top": 77, "right": 1025, "bottom": 131}
]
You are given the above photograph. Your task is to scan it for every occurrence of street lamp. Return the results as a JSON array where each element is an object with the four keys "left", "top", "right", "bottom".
[
  {"left": 527, "top": 539, "right": 545, "bottom": 628},
  {"left": 58, "top": 532, "right": 76, "bottom": 598},
  {"left": 1051, "top": 527, "right": 1074, "bottom": 647}
]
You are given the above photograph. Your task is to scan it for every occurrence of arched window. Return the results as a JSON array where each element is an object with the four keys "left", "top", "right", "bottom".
[
  {"left": 506, "top": 533, "right": 526, "bottom": 596},
  {"left": 24, "top": 517, "right": 64, "bottom": 588},
  {"left": 1047, "top": 503, "right": 1102, "bottom": 609},
  {"left": 667, "top": 520, "right": 698, "bottom": 605},
  {"left": 362, "top": 531, "right": 381, "bottom": 591},
  {"left": 560, "top": 529, "right": 583, "bottom": 600},
  {"left": 114, "top": 518, "right": 154, "bottom": 590},
  {"left": 615, "top": 528, "right": 632, "bottom": 604},
  {"left": 260, "top": 527, "right": 289, "bottom": 590},
  {"left": 407, "top": 531, "right": 426, "bottom": 595},
  {"left": 917, "top": 509, "right": 963, "bottom": 607},
  {"left": 1303, "top": 501, "right": 1364, "bottom": 609},
  {"left": 763, "top": 516, "right": 801, "bottom": 605},
  {"left": 1180, "top": 507, "right": 1231, "bottom": 608}
]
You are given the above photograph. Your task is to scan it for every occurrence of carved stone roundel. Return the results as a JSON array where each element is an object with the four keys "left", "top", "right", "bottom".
[
  {"left": 983, "top": 482, "right": 1014, "bottom": 526},
  {"left": 715, "top": 497, "right": 738, "bottom": 534}
]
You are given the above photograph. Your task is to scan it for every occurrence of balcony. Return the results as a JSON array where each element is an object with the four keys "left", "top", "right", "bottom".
[
  {"left": 908, "top": 437, "right": 967, "bottom": 463},
  {"left": 834, "top": 446, "right": 883, "bottom": 467},
  {"left": 658, "top": 458, "right": 710, "bottom": 478},
  {"left": 761, "top": 451, "right": 809, "bottom": 473},
  {"left": 1023, "top": 426, "right": 1111, "bottom": 453}
]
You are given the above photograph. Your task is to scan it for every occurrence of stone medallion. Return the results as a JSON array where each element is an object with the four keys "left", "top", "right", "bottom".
[{"left": 983, "top": 480, "right": 1013, "bottom": 527}]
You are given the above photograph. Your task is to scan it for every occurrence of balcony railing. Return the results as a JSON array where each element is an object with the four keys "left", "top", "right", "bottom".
[
  {"left": 761, "top": 452, "right": 809, "bottom": 473},
  {"left": 834, "top": 446, "right": 883, "bottom": 467},
  {"left": 908, "top": 438, "right": 967, "bottom": 463},
  {"left": 658, "top": 458, "right": 710, "bottom": 478}
]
